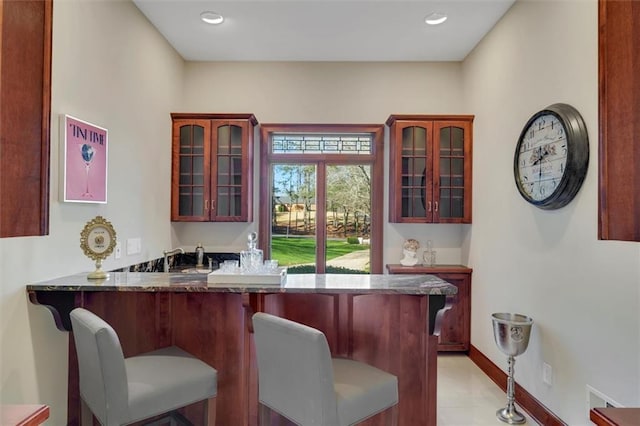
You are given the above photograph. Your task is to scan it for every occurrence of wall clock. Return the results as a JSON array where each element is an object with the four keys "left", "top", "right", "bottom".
[
  {"left": 80, "top": 215, "right": 117, "bottom": 279},
  {"left": 513, "top": 103, "right": 589, "bottom": 210}
]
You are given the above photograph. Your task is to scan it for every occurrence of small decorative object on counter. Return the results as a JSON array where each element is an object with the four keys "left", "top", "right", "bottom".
[
  {"left": 195, "top": 243, "right": 205, "bottom": 268},
  {"left": 423, "top": 240, "right": 436, "bottom": 267},
  {"left": 240, "top": 232, "right": 264, "bottom": 273},
  {"left": 80, "top": 216, "right": 117, "bottom": 280},
  {"left": 400, "top": 238, "right": 420, "bottom": 266}
]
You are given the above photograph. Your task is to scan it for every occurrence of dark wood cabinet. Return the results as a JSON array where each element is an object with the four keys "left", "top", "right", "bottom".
[
  {"left": 387, "top": 115, "right": 473, "bottom": 224},
  {"left": 0, "top": 0, "right": 52, "bottom": 237},
  {"left": 387, "top": 264, "right": 471, "bottom": 352},
  {"left": 598, "top": 0, "right": 640, "bottom": 241},
  {"left": 171, "top": 113, "right": 257, "bottom": 222}
]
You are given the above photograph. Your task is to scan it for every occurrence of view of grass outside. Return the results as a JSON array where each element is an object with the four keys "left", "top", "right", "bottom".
[
  {"left": 271, "top": 236, "right": 369, "bottom": 267},
  {"left": 271, "top": 162, "right": 372, "bottom": 273}
]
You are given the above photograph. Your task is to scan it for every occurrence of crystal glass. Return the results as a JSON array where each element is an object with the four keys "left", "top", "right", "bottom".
[
  {"left": 264, "top": 259, "right": 278, "bottom": 273},
  {"left": 220, "top": 260, "right": 239, "bottom": 273}
]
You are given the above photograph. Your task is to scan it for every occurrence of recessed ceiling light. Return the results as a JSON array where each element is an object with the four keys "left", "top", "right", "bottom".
[
  {"left": 201, "top": 11, "right": 224, "bottom": 25},
  {"left": 425, "top": 12, "right": 447, "bottom": 26}
]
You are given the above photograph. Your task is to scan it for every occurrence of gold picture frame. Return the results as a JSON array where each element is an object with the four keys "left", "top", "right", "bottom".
[{"left": 80, "top": 216, "right": 116, "bottom": 279}]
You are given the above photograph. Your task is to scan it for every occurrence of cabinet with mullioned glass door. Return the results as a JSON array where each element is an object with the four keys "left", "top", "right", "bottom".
[
  {"left": 387, "top": 115, "right": 473, "bottom": 223},
  {"left": 170, "top": 113, "right": 257, "bottom": 222}
]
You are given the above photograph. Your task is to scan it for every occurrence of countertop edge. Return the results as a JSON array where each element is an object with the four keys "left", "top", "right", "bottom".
[{"left": 26, "top": 272, "right": 458, "bottom": 295}]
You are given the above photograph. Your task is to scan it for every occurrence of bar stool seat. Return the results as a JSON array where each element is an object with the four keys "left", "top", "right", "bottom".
[
  {"left": 252, "top": 312, "right": 398, "bottom": 426},
  {"left": 70, "top": 308, "right": 217, "bottom": 426}
]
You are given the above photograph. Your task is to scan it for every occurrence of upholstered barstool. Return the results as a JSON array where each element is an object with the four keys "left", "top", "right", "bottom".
[
  {"left": 70, "top": 308, "right": 217, "bottom": 426},
  {"left": 252, "top": 312, "right": 399, "bottom": 426}
]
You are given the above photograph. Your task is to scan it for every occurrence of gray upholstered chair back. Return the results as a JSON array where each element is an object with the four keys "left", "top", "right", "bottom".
[
  {"left": 70, "top": 308, "right": 129, "bottom": 425},
  {"left": 252, "top": 312, "right": 339, "bottom": 425}
]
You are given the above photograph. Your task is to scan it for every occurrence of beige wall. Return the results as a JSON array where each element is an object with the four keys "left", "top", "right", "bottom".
[
  {"left": 2, "top": 0, "right": 639, "bottom": 425},
  {"left": 463, "top": 0, "right": 640, "bottom": 423},
  {"left": 0, "top": 1, "right": 184, "bottom": 424},
  {"left": 176, "top": 61, "right": 469, "bottom": 265}
]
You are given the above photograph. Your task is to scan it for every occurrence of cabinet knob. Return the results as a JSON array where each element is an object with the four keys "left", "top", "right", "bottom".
[
  {"left": 205, "top": 200, "right": 209, "bottom": 211},
  {"left": 434, "top": 201, "right": 439, "bottom": 212},
  {"left": 427, "top": 201, "right": 432, "bottom": 212}
]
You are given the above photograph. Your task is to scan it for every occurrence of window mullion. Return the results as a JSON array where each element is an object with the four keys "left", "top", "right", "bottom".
[{"left": 316, "top": 163, "right": 327, "bottom": 274}]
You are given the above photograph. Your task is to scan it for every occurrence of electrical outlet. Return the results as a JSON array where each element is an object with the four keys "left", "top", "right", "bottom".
[
  {"left": 543, "top": 362, "right": 553, "bottom": 385},
  {"left": 115, "top": 241, "right": 122, "bottom": 259}
]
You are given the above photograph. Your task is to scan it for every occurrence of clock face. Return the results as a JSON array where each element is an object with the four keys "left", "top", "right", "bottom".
[
  {"left": 513, "top": 103, "right": 589, "bottom": 210},
  {"left": 87, "top": 226, "right": 113, "bottom": 254},
  {"left": 515, "top": 113, "right": 567, "bottom": 202}
]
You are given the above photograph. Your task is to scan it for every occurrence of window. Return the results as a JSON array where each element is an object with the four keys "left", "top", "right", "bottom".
[{"left": 259, "top": 124, "right": 384, "bottom": 274}]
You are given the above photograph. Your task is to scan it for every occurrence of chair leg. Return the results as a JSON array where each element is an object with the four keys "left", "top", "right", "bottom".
[
  {"left": 386, "top": 403, "right": 399, "bottom": 426},
  {"left": 205, "top": 396, "right": 217, "bottom": 425},
  {"left": 258, "top": 403, "right": 271, "bottom": 426},
  {"left": 80, "top": 399, "right": 93, "bottom": 426}
]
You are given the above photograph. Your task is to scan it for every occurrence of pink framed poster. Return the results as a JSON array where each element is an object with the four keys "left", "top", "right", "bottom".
[{"left": 61, "top": 115, "right": 108, "bottom": 203}]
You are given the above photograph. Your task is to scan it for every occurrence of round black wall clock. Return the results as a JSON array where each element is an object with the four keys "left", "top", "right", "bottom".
[{"left": 513, "top": 103, "right": 589, "bottom": 210}]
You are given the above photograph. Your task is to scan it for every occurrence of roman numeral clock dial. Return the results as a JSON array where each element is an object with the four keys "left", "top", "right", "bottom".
[{"left": 514, "top": 103, "right": 589, "bottom": 210}]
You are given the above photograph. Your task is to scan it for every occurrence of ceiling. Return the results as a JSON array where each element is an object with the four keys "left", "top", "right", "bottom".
[{"left": 132, "top": 0, "right": 516, "bottom": 62}]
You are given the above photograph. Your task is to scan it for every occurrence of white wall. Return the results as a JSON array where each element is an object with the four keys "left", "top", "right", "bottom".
[
  {"left": 463, "top": 0, "right": 640, "bottom": 424},
  {"left": 0, "top": 1, "right": 184, "bottom": 424},
  {"left": 177, "top": 61, "right": 468, "bottom": 265}
]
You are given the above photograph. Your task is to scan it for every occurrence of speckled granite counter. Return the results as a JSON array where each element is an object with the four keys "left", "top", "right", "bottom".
[
  {"left": 27, "top": 272, "right": 456, "bottom": 294},
  {"left": 28, "top": 272, "right": 455, "bottom": 426}
]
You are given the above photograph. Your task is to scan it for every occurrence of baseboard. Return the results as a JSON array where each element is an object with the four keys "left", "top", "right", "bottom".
[{"left": 468, "top": 345, "right": 567, "bottom": 426}]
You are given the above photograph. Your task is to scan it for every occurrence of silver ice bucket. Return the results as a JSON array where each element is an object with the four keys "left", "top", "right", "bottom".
[
  {"left": 492, "top": 313, "right": 533, "bottom": 357},
  {"left": 491, "top": 312, "right": 533, "bottom": 424}
]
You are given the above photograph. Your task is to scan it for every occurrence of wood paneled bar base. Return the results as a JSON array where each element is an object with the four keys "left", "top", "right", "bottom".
[{"left": 27, "top": 273, "right": 456, "bottom": 426}]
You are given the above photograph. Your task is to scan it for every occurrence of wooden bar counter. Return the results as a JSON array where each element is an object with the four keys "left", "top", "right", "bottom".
[{"left": 27, "top": 272, "right": 456, "bottom": 426}]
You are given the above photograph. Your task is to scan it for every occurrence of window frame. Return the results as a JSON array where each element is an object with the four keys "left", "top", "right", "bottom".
[{"left": 259, "top": 123, "right": 384, "bottom": 274}]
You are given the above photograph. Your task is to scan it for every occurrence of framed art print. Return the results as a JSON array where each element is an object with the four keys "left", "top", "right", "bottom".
[{"left": 61, "top": 114, "right": 108, "bottom": 203}]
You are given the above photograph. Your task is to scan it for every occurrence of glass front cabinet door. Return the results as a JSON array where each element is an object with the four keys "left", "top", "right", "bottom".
[
  {"left": 388, "top": 115, "right": 473, "bottom": 223},
  {"left": 171, "top": 113, "right": 257, "bottom": 222}
]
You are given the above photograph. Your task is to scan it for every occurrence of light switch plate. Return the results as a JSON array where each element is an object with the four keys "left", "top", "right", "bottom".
[
  {"left": 126, "top": 238, "right": 141, "bottom": 255},
  {"left": 542, "top": 362, "right": 552, "bottom": 385}
]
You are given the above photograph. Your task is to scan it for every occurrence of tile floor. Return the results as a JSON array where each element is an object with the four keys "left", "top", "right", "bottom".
[{"left": 438, "top": 354, "right": 540, "bottom": 426}]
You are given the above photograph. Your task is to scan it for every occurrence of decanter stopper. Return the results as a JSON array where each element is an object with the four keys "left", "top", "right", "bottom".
[{"left": 247, "top": 232, "right": 257, "bottom": 248}]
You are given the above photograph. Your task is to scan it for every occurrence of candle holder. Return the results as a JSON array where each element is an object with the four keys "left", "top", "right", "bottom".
[{"left": 491, "top": 312, "right": 533, "bottom": 424}]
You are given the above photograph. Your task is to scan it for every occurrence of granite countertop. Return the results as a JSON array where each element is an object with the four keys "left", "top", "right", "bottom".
[{"left": 27, "top": 272, "right": 457, "bottom": 295}]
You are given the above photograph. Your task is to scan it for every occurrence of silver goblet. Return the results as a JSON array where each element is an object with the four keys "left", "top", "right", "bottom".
[{"left": 492, "top": 312, "right": 533, "bottom": 424}]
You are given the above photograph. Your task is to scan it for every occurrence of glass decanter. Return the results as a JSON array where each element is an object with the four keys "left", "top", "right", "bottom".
[
  {"left": 423, "top": 240, "right": 436, "bottom": 267},
  {"left": 240, "top": 232, "right": 263, "bottom": 273}
]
